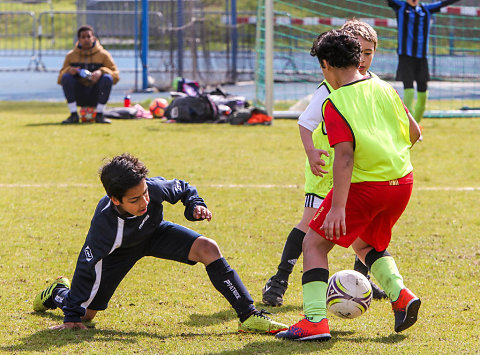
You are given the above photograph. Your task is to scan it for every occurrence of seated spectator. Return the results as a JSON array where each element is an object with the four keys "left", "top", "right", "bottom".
[{"left": 58, "top": 25, "right": 119, "bottom": 124}]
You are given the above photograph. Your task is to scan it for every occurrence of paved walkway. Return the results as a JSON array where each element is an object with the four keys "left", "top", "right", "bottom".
[{"left": 1, "top": 54, "right": 479, "bottom": 106}]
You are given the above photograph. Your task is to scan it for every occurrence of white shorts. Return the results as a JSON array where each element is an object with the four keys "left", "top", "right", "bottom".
[{"left": 305, "top": 193, "right": 324, "bottom": 209}]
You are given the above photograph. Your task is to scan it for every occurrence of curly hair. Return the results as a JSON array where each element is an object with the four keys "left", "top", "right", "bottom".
[
  {"left": 341, "top": 18, "right": 378, "bottom": 50},
  {"left": 99, "top": 153, "right": 149, "bottom": 202},
  {"left": 310, "top": 29, "right": 361, "bottom": 69}
]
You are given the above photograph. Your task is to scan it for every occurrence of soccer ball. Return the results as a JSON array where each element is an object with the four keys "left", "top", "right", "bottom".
[
  {"left": 149, "top": 98, "right": 169, "bottom": 118},
  {"left": 326, "top": 270, "right": 372, "bottom": 319},
  {"left": 80, "top": 107, "right": 96, "bottom": 123}
]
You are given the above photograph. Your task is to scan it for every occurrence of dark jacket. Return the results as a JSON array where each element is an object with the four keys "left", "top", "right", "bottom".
[{"left": 62, "top": 177, "right": 206, "bottom": 323}]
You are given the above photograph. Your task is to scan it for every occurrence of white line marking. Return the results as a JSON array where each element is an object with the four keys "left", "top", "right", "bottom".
[
  {"left": 416, "top": 187, "right": 480, "bottom": 191},
  {"left": 204, "top": 184, "right": 300, "bottom": 188},
  {"left": 205, "top": 185, "right": 480, "bottom": 191},
  {"left": 0, "top": 183, "right": 95, "bottom": 188},
  {"left": 0, "top": 183, "right": 479, "bottom": 191}
]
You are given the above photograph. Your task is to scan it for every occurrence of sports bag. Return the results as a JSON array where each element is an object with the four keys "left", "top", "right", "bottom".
[{"left": 164, "top": 95, "right": 218, "bottom": 123}]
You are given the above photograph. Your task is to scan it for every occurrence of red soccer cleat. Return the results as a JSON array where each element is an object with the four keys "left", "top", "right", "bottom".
[
  {"left": 391, "top": 288, "right": 421, "bottom": 332},
  {"left": 275, "top": 317, "right": 331, "bottom": 341}
]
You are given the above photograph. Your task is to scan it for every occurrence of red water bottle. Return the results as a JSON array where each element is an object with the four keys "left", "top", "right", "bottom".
[{"left": 124, "top": 94, "right": 131, "bottom": 107}]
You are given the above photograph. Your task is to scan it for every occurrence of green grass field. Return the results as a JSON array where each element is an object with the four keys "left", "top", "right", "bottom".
[{"left": 0, "top": 101, "right": 479, "bottom": 354}]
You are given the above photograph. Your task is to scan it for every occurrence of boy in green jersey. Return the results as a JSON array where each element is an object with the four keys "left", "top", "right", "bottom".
[
  {"left": 276, "top": 29, "right": 421, "bottom": 341},
  {"left": 262, "top": 19, "right": 387, "bottom": 307}
]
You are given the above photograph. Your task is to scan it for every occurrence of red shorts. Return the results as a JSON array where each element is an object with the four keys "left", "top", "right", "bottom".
[{"left": 309, "top": 173, "right": 413, "bottom": 251}]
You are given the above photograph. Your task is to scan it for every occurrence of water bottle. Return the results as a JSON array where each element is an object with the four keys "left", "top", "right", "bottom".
[
  {"left": 79, "top": 68, "right": 92, "bottom": 80},
  {"left": 124, "top": 94, "right": 131, "bottom": 107}
]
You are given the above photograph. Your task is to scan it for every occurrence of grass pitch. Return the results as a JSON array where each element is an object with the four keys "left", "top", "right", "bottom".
[{"left": 0, "top": 102, "right": 479, "bottom": 354}]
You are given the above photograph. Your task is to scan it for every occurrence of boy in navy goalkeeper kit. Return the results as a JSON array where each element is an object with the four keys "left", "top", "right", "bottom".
[
  {"left": 33, "top": 153, "right": 287, "bottom": 334},
  {"left": 387, "top": 0, "right": 461, "bottom": 124}
]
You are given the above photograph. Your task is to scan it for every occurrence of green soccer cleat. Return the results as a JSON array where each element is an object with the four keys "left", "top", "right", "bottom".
[
  {"left": 33, "top": 276, "right": 70, "bottom": 312},
  {"left": 238, "top": 310, "right": 288, "bottom": 334}
]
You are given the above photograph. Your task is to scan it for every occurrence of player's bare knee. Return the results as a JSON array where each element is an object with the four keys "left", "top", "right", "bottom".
[
  {"left": 297, "top": 207, "right": 317, "bottom": 233},
  {"left": 302, "top": 230, "right": 321, "bottom": 250},
  {"left": 303, "top": 230, "right": 333, "bottom": 254},
  {"left": 295, "top": 219, "right": 310, "bottom": 233},
  {"left": 81, "top": 309, "right": 97, "bottom": 321},
  {"left": 190, "top": 236, "right": 221, "bottom": 264}
]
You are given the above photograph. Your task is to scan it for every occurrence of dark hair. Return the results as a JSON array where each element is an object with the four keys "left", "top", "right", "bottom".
[
  {"left": 99, "top": 153, "right": 149, "bottom": 202},
  {"left": 310, "top": 29, "right": 361, "bottom": 69},
  {"left": 77, "top": 25, "right": 95, "bottom": 38}
]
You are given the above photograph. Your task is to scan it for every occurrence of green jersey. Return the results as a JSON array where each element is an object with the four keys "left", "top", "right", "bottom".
[{"left": 322, "top": 76, "right": 413, "bottom": 182}]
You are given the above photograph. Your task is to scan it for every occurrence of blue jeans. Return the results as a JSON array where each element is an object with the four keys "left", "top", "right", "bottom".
[{"left": 61, "top": 73, "right": 113, "bottom": 106}]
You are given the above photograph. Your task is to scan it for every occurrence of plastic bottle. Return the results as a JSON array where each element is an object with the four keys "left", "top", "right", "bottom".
[
  {"left": 79, "top": 69, "right": 92, "bottom": 80},
  {"left": 124, "top": 94, "right": 131, "bottom": 107}
]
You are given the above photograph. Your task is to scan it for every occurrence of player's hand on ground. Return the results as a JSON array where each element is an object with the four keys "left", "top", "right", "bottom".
[
  {"left": 50, "top": 322, "right": 87, "bottom": 330},
  {"left": 321, "top": 206, "right": 346, "bottom": 240},
  {"left": 193, "top": 206, "right": 212, "bottom": 221},
  {"left": 307, "top": 149, "right": 329, "bottom": 177}
]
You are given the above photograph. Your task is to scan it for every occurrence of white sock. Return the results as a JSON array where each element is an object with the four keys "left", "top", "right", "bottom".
[
  {"left": 68, "top": 102, "right": 77, "bottom": 113},
  {"left": 96, "top": 103, "right": 105, "bottom": 113}
]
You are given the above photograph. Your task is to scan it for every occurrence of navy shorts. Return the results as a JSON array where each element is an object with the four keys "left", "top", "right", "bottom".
[
  {"left": 87, "top": 221, "right": 200, "bottom": 311},
  {"left": 396, "top": 55, "right": 430, "bottom": 90}
]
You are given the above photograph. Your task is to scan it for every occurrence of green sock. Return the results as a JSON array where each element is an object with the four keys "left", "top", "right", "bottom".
[
  {"left": 303, "top": 281, "right": 327, "bottom": 322},
  {"left": 414, "top": 90, "right": 428, "bottom": 123},
  {"left": 370, "top": 256, "right": 405, "bottom": 302},
  {"left": 403, "top": 88, "right": 415, "bottom": 113}
]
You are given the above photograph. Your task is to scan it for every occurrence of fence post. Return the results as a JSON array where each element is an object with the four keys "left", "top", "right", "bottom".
[
  {"left": 142, "top": 0, "right": 149, "bottom": 90},
  {"left": 265, "top": 0, "right": 274, "bottom": 117},
  {"left": 134, "top": 0, "right": 139, "bottom": 91},
  {"left": 35, "top": 11, "right": 48, "bottom": 71},
  {"left": 231, "top": 0, "right": 237, "bottom": 83},
  {"left": 449, "top": 17, "right": 454, "bottom": 56},
  {"left": 177, "top": 0, "right": 184, "bottom": 77},
  {"left": 431, "top": 16, "right": 436, "bottom": 78}
]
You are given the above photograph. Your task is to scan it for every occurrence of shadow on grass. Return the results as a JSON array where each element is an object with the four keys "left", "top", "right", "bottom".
[
  {"left": 371, "top": 332, "right": 407, "bottom": 343},
  {"left": 5, "top": 312, "right": 223, "bottom": 352},
  {"left": 256, "top": 304, "right": 304, "bottom": 314},
  {"left": 25, "top": 122, "right": 80, "bottom": 127},
  {"left": 0, "top": 327, "right": 171, "bottom": 353},
  {"left": 204, "top": 330, "right": 408, "bottom": 355},
  {"left": 204, "top": 330, "right": 349, "bottom": 354},
  {"left": 25, "top": 122, "right": 160, "bottom": 128},
  {"left": 4, "top": 311, "right": 408, "bottom": 353},
  {"left": 183, "top": 304, "right": 302, "bottom": 327},
  {"left": 25, "top": 122, "right": 63, "bottom": 127}
]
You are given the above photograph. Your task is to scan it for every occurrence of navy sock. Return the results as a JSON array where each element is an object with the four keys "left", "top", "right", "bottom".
[
  {"left": 276, "top": 228, "right": 305, "bottom": 281},
  {"left": 353, "top": 256, "right": 369, "bottom": 277},
  {"left": 206, "top": 257, "right": 255, "bottom": 322}
]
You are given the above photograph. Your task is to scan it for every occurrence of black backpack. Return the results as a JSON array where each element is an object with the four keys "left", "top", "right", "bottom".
[{"left": 164, "top": 95, "right": 218, "bottom": 123}]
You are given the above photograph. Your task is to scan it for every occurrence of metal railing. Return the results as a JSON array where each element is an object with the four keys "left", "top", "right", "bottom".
[
  {"left": 0, "top": 11, "right": 38, "bottom": 70},
  {"left": 0, "top": 9, "right": 258, "bottom": 88}
]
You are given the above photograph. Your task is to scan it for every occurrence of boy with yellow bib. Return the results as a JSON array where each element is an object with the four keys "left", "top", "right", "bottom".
[{"left": 277, "top": 29, "right": 421, "bottom": 341}]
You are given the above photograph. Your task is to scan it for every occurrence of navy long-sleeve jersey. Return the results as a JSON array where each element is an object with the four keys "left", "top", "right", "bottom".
[
  {"left": 387, "top": 0, "right": 461, "bottom": 58},
  {"left": 62, "top": 177, "right": 207, "bottom": 323}
]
